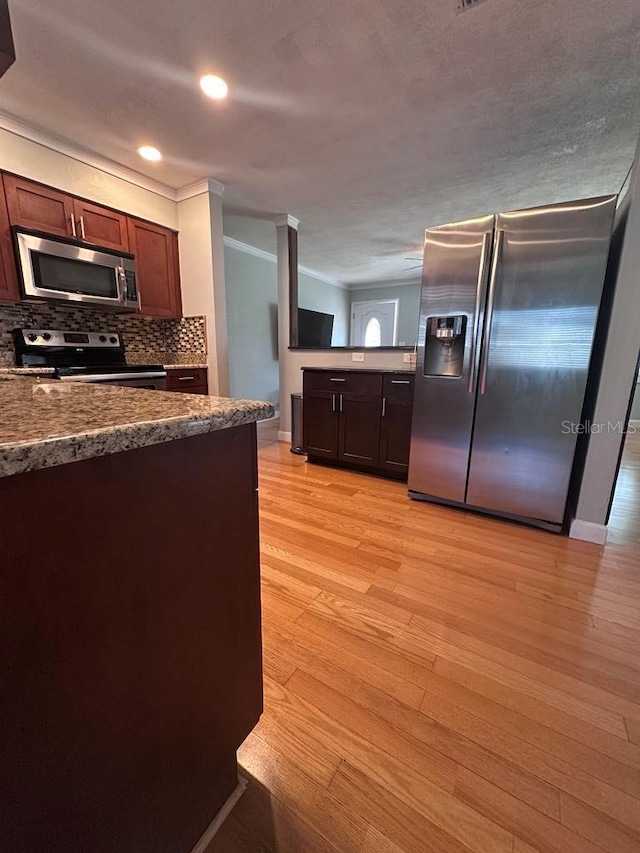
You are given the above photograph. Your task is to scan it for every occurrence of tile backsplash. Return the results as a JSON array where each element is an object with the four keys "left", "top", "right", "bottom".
[{"left": 0, "top": 303, "right": 207, "bottom": 367}]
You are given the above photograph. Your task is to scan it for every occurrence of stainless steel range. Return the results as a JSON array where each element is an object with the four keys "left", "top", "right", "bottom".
[{"left": 14, "top": 329, "right": 167, "bottom": 390}]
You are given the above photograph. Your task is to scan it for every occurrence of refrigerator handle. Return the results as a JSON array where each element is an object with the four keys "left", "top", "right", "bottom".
[
  {"left": 479, "top": 229, "right": 504, "bottom": 395},
  {"left": 468, "top": 231, "right": 493, "bottom": 394}
]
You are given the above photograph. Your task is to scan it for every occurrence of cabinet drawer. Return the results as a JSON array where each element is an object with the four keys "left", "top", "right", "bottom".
[
  {"left": 166, "top": 368, "right": 208, "bottom": 393},
  {"left": 383, "top": 374, "right": 414, "bottom": 400},
  {"left": 303, "top": 370, "right": 382, "bottom": 396}
]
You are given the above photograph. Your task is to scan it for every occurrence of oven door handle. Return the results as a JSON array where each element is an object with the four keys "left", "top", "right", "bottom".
[{"left": 58, "top": 371, "right": 167, "bottom": 382}]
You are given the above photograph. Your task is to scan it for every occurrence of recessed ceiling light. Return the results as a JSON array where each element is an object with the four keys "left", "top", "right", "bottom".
[
  {"left": 200, "top": 74, "right": 228, "bottom": 100},
  {"left": 137, "top": 145, "right": 162, "bottom": 162}
]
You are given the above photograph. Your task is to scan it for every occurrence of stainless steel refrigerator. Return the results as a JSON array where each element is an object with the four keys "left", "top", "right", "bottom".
[{"left": 408, "top": 195, "right": 618, "bottom": 531}]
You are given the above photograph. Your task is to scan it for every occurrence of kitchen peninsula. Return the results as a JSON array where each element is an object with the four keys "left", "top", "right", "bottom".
[{"left": 0, "top": 376, "right": 273, "bottom": 853}]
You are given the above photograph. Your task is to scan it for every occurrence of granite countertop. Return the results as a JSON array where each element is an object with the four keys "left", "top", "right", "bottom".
[
  {"left": 0, "top": 364, "right": 209, "bottom": 374},
  {"left": 163, "top": 363, "right": 208, "bottom": 370},
  {"left": 0, "top": 376, "right": 273, "bottom": 478},
  {"left": 0, "top": 366, "right": 57, "bottom": 375},
  {"left": 301, "top": 365, "right": 416, "bottom": 374}
]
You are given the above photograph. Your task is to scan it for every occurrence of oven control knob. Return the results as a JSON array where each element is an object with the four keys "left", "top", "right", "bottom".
[
  {"left": 109, "top": 336, "right": 117, "bottom": 344},
  {"left": 27, "top": 333, "right": 38, "bottom": 342},
  {"left": 42, "top": 332, "right": 52, "bottom": 341},
  {"left": 99, "top": 335, "right": 107, "bottom": 343}
]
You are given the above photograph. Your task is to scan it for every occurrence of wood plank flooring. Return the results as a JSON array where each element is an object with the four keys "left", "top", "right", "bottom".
[
  {"left": 208, "top": 419, "right": 640, "bottom": 853},
  {"left": 609, "top": 426, "right": 640, "bottom": 546}
]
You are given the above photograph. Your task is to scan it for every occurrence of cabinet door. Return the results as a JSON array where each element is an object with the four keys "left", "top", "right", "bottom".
[
  {"left": 166, "top": 368, "right": 208, "bottom": 395},
  {"left": 0, "top": 176, "right": 19, "bottom": 301},
  {"left": 337, "top": 393, "right": 382, "bottom": 468},
  {"left": 73, "top": 199, "right": 129, "bottom": 252},
  {"left": 379, "top": 375, "right": 414, "bottom": 476},
  {"left": 303, "top": 392, "right": 339, "bottom": 459},
  {"left": 4, "top": 174, "right": 75, "bottom": 237},
  {"left": 127, "top": 217, "right": 182, "bottom": 318}
]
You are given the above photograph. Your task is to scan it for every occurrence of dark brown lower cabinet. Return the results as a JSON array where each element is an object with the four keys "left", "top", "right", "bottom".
[
  {"left": 379, "top": 374, "right": 414, "bottom": 475},
  {"left": 304, "top": 391, "right": 338, "bottom": 459},
  {"left": 0, "top": 425, "right": 262, "bottom": 853},
  {"left": 303, "top": 369, "right": 414, "bottom": 480},
  {"left": 166, "top": 367, "right": 209, "bottom": 395}
]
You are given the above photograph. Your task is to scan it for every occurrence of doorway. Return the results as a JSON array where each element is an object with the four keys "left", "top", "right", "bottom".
[
  {"left": 607, "top": 365, "right": 640, "bottom": 545},
  {"left": 350, "top": 299, "right": 399, "bottom": 347}
]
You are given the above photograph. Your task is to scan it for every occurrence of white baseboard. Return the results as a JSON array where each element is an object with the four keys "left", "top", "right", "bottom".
[
  {"left": 278, "top": 431, "right": 292, "bottom": 443},
  {"left": 569, "top": 519, "right": 608, "bottom": 545},
  {"left": 189, "top": 775, "right": 248, "bottom": 853}
]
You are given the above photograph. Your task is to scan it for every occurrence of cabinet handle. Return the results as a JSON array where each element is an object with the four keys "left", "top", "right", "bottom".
[
  {"left": 178, "top": 376, "right": 196, "bottom": 381},
  {"left": 332, "top": 393, "right": 336, "bottom": 412},
  {"left": 340, "top": 394, "right": 343, "bottom": 413},
  {"left": 391, "top": 380, "right": 411, "bottom": 384},
  {"left": 329, "top": 378, "right": 346, "bottom": 382},
  {"left": 69, "top": 215, "right": 77, "bottom": 238},
  {"left": 79, "top": 216, "right": 86, "bottom": 240},
  {"left": 382, "top": 397, "right": 386, "bottom": 417}
]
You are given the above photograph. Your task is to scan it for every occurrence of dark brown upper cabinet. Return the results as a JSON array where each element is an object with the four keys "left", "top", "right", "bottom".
[
  {"left": 72, "top": 199, "right": 130, "bottom": 253},
  {"left": 4, "top": 174, "right": 76, "bottom": 238},
  {"left": 1, "top": 171, "right": 183, "bottom": 318},
  {"left": 127, "top": 218, "right": 182, "bottom": 318},
  {"left": 0, "top": 177, "right": 19, "bottom": 301}
]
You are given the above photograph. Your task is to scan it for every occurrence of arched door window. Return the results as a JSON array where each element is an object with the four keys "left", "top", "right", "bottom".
[{"left": 364, "top": 317, "right": 382, "bottom": 347}]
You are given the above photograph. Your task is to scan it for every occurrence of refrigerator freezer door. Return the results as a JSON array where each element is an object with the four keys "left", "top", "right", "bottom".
[
  {"left": 409, "top": 215, "right": 495, "bottom": 502},
  {"left": 466, "top": 195, "right": 617, "bottom": 524}
]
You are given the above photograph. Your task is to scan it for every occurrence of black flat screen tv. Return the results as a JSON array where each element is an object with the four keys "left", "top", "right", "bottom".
[{"left": 298, "top": 308, "right": 334, "bottom": 347}]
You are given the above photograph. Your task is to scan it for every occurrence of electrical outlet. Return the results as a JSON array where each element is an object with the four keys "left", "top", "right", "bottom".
[
  {"left": 352, "top": 352, "right": 365, "bottom": 363},
  {"left": 403, "top": 352, "right": 413, "bottom": 363}
]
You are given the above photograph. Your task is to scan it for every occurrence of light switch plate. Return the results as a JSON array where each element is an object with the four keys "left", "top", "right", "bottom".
[{"left": 352, "top": 352, "right": 365, "bottom": 362}]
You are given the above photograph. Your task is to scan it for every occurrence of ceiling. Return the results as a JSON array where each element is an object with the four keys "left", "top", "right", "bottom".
[{"left": 2, "top": 0, "right": 639, "bottom": 285}]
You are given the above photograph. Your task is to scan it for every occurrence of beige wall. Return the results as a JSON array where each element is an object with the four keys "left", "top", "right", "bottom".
[
  {"left": 0, "top": 127, "right": 177, "bottom": 228},
  {"left": 176, "top": 192, "right": 228, "bottom": 396}
]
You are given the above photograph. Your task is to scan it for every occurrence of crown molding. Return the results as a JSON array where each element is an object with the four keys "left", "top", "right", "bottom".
[
  {"left": 346, "top": 277, "right": 422, "bottom": 291},
  {"left": 176, "top": 177, "right": 225, "bottom": 201},
  {"left": 223, "top": 236, "right": 276, "bottom": 265},
  {"left": 0, "top": 111, "right": 225, "bottom": 203},
  {"left": 223, "top": 236, "right": 345, "bottom": 288},
  {"left": 274, "top": 214, "right": 300, "bottom": 230}
]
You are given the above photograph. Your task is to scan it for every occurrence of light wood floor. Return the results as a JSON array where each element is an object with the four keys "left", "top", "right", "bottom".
[
  {"left": 608, "top": 427, "right": 640, "bottom": 546},
  {"left": 209, "top": 419, "right": 640, "bottom": 853}
]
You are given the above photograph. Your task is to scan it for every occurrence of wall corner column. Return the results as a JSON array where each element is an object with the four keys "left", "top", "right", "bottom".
[
  {"left": 275, "top": 214, "right": 299, "bottom": 436},
  {"left": 177, "top": 178, "right": 229, "bottom": 396}
]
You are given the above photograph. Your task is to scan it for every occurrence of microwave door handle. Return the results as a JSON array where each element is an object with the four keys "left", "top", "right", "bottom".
[{"left": 117, "top": 267, "right": 127, "bottom": 303}]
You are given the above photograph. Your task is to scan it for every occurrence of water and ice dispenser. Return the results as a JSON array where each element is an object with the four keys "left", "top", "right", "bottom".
[{"left": 423, "top": 315, "right": 466, "bottom": 377}]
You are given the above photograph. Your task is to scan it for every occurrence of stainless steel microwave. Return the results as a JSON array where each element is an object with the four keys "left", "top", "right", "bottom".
[{"left": 14, "top": 228, "right": 140, "bottom": 312}]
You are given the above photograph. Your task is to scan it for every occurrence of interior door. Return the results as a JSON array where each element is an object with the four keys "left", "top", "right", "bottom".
[
  {"left": 466, "top": 195, "right": 618, "bottom": 524},
  {"left": 350, "top": 300, "right": 398, "bottom": 346},
  {"left": 408, "top": 215, "right": 495, "bottom": 502}
]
